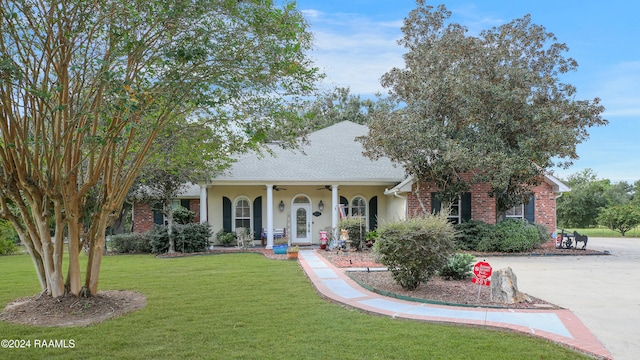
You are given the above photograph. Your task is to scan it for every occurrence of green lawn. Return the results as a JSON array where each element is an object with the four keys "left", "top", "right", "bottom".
[{"left": 0, "top": 253, "right": 589, "bottom": 359}]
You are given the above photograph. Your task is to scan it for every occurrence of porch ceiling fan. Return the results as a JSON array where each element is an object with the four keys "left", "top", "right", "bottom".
[
  {"left": 272, "top": 185, "right": 287, "bottom": 191},
  {"left": 316, "top": 185, "right": 331, "bottom": 191}
]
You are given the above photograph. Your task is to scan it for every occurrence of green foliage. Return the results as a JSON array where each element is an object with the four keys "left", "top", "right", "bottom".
[
  {"left": 0, "top": 238, "right": 17, "bottom": 255},
  {"left": 110, "top": 233, "right": 153, "bottom": 254},
  {"left": 374, "top": 214, "right": 456, "bottom": 290},
  {"left": 361, "top": 4, "right": 606, "bottom": 214},
  {"left": 151, "top": 223, "right": 212, "bottom": 253},
  {"left": 173, "top": 206, "right": 195, "bottom": 225},
  {"left": 338, "top": 218, "right": 367, "bottom": 250},
  {"left": 150, "top": 226, "right": 171, "bottom": 253},
  {"left": 477, "top": 219, "right": 545, "bottom": 253},
  {"left": 597, "top": 204, "right": 640, "bottom": 236},
  {"left": 454, "top": 220, "right": 494, "bottom": 250},
  {"left": 0, "top": 220, "right": 18, "bottom": 255},
  {"left": 439, "top": 253, "right": 475, "bottom": 280},
  {"left": 215, "top": 229, "right": 236, "bottom": 247}
]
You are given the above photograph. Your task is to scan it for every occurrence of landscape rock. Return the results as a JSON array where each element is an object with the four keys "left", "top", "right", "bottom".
[{"left": 490, "top": 267, "right": 528, "bottom": 304}]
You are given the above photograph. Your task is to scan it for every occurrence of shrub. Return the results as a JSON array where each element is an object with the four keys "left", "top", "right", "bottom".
[
  {"left": 480, "top": 219, "right": 544, "bottom": 253},
  {"left": 0, "top": 238, "right": 18, "bottom": 255},
  {"left": 338, "top": 218, "right": 367, "bottom": 250},
  {"left": 174, "top": 223, "right": 211, "bottom": 253},
  {"left": 152, "top": 223, "right": 212, "bottom": 253},
  {"left": 111, "top": 233, "right": 153, "bottom": 254},
  {"left": 374, "top": 214, "right": 456, "bottom": 290},
  {"left": 439, "top": 253, "right": 475, "bottom": 280},
  {"left": 173, "top": 206, "right": 196, "bottom": 225},
  {"left": 215, "top": 229, "right": 235, "bottom": 246},
  {"left": 454, "top": 220, "right": 493, "bottom": 251},
  {"left": 0, "top": 220, "right": 19, "bottom": 255},
  {"left": 150, "top": 225, "right": 171, "bottom": 253}
]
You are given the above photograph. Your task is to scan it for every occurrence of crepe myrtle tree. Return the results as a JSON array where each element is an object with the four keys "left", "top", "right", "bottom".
[
  {"left": 360, "top": 2, "right": 606, "bottom": 213},
  {"left": 0, "top": 0, "right": 320, "bottom": 298}
]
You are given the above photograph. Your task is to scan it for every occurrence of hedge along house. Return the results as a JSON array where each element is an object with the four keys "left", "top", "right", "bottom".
[{"left": 132, "top": 121, "right": 570, "bottom": 246}]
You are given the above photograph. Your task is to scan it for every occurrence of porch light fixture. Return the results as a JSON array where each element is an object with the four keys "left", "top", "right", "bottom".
[
  {"left": 279, "top": 200, "right": 285, "bottom": 212},
  {"left": 318, "top": 200, "right": 324, "bottom": 211}
]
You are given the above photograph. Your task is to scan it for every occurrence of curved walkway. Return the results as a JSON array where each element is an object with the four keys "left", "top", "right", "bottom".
[{"left": 298, "top": 249, "right": 612, "bottom": 360}]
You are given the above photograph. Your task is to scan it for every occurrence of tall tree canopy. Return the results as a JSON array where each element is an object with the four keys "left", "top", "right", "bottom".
[
  {"left": 361, "top": 2, "right": 606, "bottom": 212},
  {"left": 0, "top": 0, "right": 319, "bottom": 298}
]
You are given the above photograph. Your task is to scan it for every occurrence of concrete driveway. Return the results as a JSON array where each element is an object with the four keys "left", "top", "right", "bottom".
[{"left": 484, "top": 238, "right": 640, "bottom": 360}]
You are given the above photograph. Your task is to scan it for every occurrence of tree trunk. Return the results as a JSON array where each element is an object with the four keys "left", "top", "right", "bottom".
[{"left": 166, "top": 197, "right": 175, "bottom": 253}]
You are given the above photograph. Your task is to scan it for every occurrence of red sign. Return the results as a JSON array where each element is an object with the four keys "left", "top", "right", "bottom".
[{"left": 472, "top": 261, "right": 492, "bottom": 286}]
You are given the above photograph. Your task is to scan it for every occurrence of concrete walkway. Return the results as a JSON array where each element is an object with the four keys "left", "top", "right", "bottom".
[{"left": 298, "top": 249, "right": 612, "bottom": 360}]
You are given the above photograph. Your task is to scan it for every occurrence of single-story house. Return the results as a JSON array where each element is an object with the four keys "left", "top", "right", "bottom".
[{"left": 132, "top": 121, "right": 569, "bottom": 248}]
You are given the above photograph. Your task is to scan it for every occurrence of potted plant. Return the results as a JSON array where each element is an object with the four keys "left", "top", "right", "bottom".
[
  {"left": 215, "top": 229, "right": 235, "bottom": 247},
  {"left": 286, "top": 245, "right": 300, "bottom": 260},
  {"left": 365, "top": 230, "right": 379, "bottom": 248}
]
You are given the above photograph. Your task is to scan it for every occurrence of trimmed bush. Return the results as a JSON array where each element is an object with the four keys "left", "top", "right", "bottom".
[
  {"left": 338, "top": 218, "right": 367, "bottom": 251},
  {"left": 454, "top": 220, "right": 493, "bottom": 251},
  {"left": 374, "top": 214, "right": 456, "bottom": 290},
  {"left": 439, "top": 253, "right": 475, "bottom": 280},
  {"left": 151, "top": 223, "right": 212, "bottom": 253},
  {"left": 477, "top": 219, "right": 545, "bottom": 253},
  {"left": 111, "top": 232, "right": 153, "bottom": 254},
  {"left": 174, "top": 223, "right": 211, "bottom": 253}
]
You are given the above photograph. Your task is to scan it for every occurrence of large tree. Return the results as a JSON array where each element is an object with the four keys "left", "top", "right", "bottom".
[
  {"left": 0, "top": 0, "right": 319, "bottom": 298},
  {"left": 361, "top": 2, "right": 606, "bottom": 213}
]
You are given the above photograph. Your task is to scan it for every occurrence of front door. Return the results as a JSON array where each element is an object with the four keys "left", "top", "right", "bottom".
[{"left": 292, "top": 195, "right": 311, "bottom": 244}]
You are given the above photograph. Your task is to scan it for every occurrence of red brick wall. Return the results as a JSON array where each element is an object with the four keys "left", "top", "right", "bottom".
[
  {"left": 407, "top": 181, "right": 497, "bottom": 223},
  {"left": 133, "top": 202, "right": 155, "bottom": 233},
  {"left": 405, "top": 177, "right": 558, "bottom": 236},
  {"left": 532, "top": 182, "right": 557, "bottom": 236},
  {"left": 133, "top": 199, "right": 202, "bottom": 233},
  {"left": 190, "top": 199, "right": 201, "bottom": 223}
]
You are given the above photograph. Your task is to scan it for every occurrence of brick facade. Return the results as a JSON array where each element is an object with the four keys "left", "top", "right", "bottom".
[
  {"left": 406, "top": 176, "right": 558, "bottom": 236},
  {"left": 132, "top": 199, "right": 201, "bottom": 233},
  {"left": 132, "top": 202, "right": 155, "bottom": 233}
]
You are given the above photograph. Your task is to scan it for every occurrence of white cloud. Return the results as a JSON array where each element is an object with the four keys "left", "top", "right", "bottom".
[
  {"left": 592, "top": 61, "right": 640, "bottom": 118},
  {"left": 303, "top": 11, "right": 405, "bottom": 95}
]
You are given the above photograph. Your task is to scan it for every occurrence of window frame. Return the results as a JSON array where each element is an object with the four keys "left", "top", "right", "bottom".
[{"left": 233, "top": 196, "right": 252, "bottom": 230}]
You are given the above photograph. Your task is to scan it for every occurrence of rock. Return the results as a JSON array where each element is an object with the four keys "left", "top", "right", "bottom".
[{"left": 490, "top": 267, "right": 528, "bottom": 304}]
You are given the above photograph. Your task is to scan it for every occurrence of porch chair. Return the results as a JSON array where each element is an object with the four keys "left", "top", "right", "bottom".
[{"left": 235, "top": 227, "right": 252, "bottom": 250}]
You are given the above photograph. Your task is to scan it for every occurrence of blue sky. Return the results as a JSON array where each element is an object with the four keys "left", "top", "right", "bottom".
[{"left": 295, "top": 0, "right": 640, "bottom": 184}]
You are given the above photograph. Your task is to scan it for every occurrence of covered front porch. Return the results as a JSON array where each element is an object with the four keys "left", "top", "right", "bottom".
[{"left": 200, "top": 182, "right": 404, "bottom": 248}]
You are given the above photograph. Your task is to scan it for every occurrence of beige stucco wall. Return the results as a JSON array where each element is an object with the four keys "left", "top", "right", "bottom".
[{"left": 206, "top": 184, "right": 400, "bottom": 244}]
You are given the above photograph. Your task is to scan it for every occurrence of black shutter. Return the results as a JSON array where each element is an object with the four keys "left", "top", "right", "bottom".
[
  {"left": 431, "top": 193, "right": 441, "bottom": 214},
  {"left": 222, "top": 197, "right": 232, "bottom": 232},
  {"left": 153, "top": 202, "right": 164, "bottom": 225},
  {"left": 340, "top": 196, "right": 349, "bottom": 216},
  {"left": 461, "top": 192, "right": 472, "bottom": 222},
  {"left": 524, "top": 195, "right": 535, "bottom": 224},
  {"left": 181, "top": 199, "right": 190, "bottom": 209},
  {"left": 253, "top": 197, "right": 262, "bottom": 240},
  {"left": 368, "top": 196, "right": 378, "bottom": 230}
]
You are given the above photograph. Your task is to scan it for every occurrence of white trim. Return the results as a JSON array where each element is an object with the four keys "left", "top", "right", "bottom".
[{"left": 233, "top": 196, "right": 252, "bottom": 231}]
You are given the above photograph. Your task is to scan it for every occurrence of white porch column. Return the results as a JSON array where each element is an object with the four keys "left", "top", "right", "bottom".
[
  {"left": 266, "top": 184, "right": 274, "bottom": 249},
  {"left": 331, "top": 184, "right": 339, "bottom": 239},
  {"left": 199, "top": 184, "right": 207, "bottom": 224}
]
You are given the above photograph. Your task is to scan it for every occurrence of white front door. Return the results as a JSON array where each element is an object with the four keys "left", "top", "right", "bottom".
[{"left": 292, "top": 195, "right": 311, "bottom": 244}]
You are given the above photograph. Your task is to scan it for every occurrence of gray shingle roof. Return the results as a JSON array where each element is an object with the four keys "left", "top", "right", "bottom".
[{"left": 211, "top": 121, "right": 405, "bottom": 185}]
